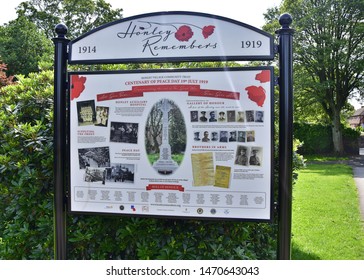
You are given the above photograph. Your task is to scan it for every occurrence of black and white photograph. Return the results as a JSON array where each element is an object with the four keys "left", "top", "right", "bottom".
[
  {"left": 209, "top": 111, "right": 217, "bottom": 122},
  {"left": 202, "top": 131, "right": 210, "bottom": 142},
  {"left": 95, "top": 106, "right": 109, "bottom": 127},
  {"left": 190, "top": 110, "right": 198, "bottom": 122},
  {"left": 237, "top": 131, "right": 246, "bottom": 142},
  {"left": 84, "top": 167, "right": 105, "bottom": 183},
  {"left": 105, "top": 163, "right": 135, "bottom": 184},
  {"left": 255, "top": 111, "right": 264, "bottom": 122},
  {"left": 237, "top": 111, "right": 245, "bottom": 122},
  {"left": 227, "top": 110, "right": 236, "bottom": 122},
  {"left": 194, "top": 131, "right": 201, "bottom": 141},
  {"left": 77, "top": 100, "right": 96, "bottom": 126},
  {"left": 249, "top": 147, "right": 263, "bottom": 166},
  {"left": 235, "top": 145, "right": 248, "bottom": 166},
  {"left": 110, "top": 122, "right": 138, "bottom": 144},
  {"left": 78, "top": 147, "right": 110, "bottom": 169},
  {"left": 246, "top": 110, "right": 255, "bottom": 122},
  {"left": 218, "top": 111, "right": 226, "bottom": 122},
  {"left": 219, "top": 131, "right": 228, "bottom": 142},
  {"left": 199, "top": 111, "right": 208, "bottom": 122},
  {"left": 247, "top": 131, "right": 255, "bottom": 142},
  {"left": 229, "top": 131, "right": 237, "bottom": 142},
  {"left": 211, "top": 131, "right": 219, "bottom": 141}
]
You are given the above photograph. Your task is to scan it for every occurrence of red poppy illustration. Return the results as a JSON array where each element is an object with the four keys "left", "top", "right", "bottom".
[
  {"left": 245, "top": 86, "right": 266, "bottom": 107},
  {"left": 175, "top": 25, "right": 194, "bottom": 42},
  {"left": 255, "top": 70, "right": 270, "bottom": 83},
  {"left": 202, "top": 25, "right": 215, "bottom": 39},
  {"left": 71, "top": 75, "right": 87, "bottom": 100}
]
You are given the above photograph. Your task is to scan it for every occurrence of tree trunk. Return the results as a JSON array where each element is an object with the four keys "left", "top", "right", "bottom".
[{"left": 331, "top": 109, "right": 344, "bottom": 155}]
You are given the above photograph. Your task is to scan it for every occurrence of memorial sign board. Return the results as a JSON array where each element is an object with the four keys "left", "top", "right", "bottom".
[
  {"left": 69, "top": 11, "right": 274, "bottom": 64},
  {"left": 54, "top": 11, "right": 294, "bottom": 259},
  {"left": 69, "top": 67, "right": 274, "bottom": 221}
]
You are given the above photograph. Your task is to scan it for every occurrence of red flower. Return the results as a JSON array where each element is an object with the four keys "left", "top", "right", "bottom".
[
  {"left": 202, "top": 25, "right": 215, "bottom": 39},
  {"left": 175, "top": 25, "right": 194, "bottom": 42},
  {"left": 71, "top": 75, "right": 87, "bottom": 100},
  {"left": 255, "top": 70, "right": 270, "bottom": 83},
  {"left": 245, "top": 86, "right": 266, "bottom": 107}
]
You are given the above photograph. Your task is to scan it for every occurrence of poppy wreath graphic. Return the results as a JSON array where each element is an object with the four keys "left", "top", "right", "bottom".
[
  {"left": 175, "top": 25, "right": 194, "bottom": 41},
  {"left": 244, "top": 70, "right": 270, "bottom": 107},
  {"left": 175, "top": 24, "right": 215, "bottom": 42},
  {"left": 71, "top": 75, "right": 87, "bottom": 100},
  {"left": 202, "top": 25, "right": 215, "bottom": 39}
]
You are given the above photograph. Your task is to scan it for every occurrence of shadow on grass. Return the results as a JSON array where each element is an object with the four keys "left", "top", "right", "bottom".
[
  {"left": 301, "top": 163, "right": 352, "bottom": 177},
  {"left": 291, "top": 241, "right": 321, "bottom": 260}
]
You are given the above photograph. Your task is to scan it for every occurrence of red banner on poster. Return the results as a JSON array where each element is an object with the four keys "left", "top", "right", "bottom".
[
  {"left": 97, "top": 84, "right": 239, "bottom": 101},
  {"left": 146, "top": 184, "right": 185, "bottom": 192}
]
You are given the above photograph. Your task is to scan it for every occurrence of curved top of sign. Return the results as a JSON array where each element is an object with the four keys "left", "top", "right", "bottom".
[{"left": 68, "top": 11, "right": 274, "bottom": 64}]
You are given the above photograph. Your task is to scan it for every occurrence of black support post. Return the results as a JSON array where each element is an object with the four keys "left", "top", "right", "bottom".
[
  {"left": 276, "top": 14, "right": 294, "bottom": 260},
  {"left": 52, "top": 23, "right": 69, "bottom": 260}
]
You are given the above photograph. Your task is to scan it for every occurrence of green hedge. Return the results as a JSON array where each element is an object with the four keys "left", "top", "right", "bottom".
[
  {"left": 0, "top": 70, "right": 281, "bottom": 260},
  {"left": 0, "top": 72, "right": 55, "bottom": 258},
  {"left": 294, "top": 122, "right": 360, "bottom": 155}
]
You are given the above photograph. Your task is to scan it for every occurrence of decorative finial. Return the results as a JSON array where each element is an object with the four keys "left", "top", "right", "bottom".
[
  {"left": 279, "top": 13, "right": 293, "bottom": 29},
  {"left": 54, "top": 23, "right": 68, "bottom": 38}
]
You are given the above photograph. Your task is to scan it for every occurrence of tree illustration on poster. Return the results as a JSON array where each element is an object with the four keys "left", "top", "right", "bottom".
[{"left": 53, "top": 11, "right": 293, "bottom": 260}]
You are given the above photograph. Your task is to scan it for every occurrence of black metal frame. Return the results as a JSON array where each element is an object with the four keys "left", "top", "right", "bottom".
[
  {"left": 276, "top": 14, "right": 295, "bottom": 260},
  {"left": 52, "top": 23, "right": 69, "bottom": 260},
  {"left": 53, "top": 11, "right": 294, "bottom": 260}
]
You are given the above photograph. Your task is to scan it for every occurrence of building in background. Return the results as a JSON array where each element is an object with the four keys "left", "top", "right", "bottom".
[{"left": 348, "top": 107, "right": 364, "bottom": 129}]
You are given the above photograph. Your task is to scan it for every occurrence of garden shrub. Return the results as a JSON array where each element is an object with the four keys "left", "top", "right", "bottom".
[
  {"left": 294, "top": 123, "right": 332, "bottom": 154},
  {"left": 1, "top": 69, "right": 306, "bottom": 260},
  {"left": 294, "top": 122, "right": 359, "bottom": 155},
  {"left": 0, "top": 71, "right": 54, "bottom": 259},
  {"left": 343, "top": 126, "right": 361, "bottom": 154}
]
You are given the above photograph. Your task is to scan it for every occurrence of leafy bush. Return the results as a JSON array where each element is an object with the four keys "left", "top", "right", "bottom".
[
  {"left": 1, "top": 69, "right": 306, "bottom": 260},
  {"left": 343, "top": 126, "right": 361, "bottom": 154},
  {"left": 294, "top": 123, "right": 332, "bottom": 154},
  {"left": 0, "top": 71, "right": 54, "bottom": 259},
  {"left": 294, "top": 122, "right": 360, "bottom": 155},
  {"left": 67, "top": 216, "right": 277, "bottom": 260}
]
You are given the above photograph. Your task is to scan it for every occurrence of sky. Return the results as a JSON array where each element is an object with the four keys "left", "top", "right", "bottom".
[{"left": 0, "top": 0, "right": 282, "bottom": 28}]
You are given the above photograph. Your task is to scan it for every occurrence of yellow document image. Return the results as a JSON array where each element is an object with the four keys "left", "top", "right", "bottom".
[
  {"left": 191, "top": 152, "right": 215, "bottom": 186},
  {"left": 214, "top": 165, "right": 231, "bottom": 188}
]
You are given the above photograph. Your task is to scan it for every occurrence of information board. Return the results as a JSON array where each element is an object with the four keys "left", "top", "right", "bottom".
[
  {"left": 69, "top": 11, "right": 274, "bottom": 63},
  {"left": 69, "top": 67, "right": 273, "bottom": 221}
]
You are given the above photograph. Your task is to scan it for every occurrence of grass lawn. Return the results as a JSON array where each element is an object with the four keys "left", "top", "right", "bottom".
[
  {"left": 292, "top": 163, "right": 364, "bottom": 260},
  {"left": 303, "top": 154, "right": 349, "bottom": 162}
]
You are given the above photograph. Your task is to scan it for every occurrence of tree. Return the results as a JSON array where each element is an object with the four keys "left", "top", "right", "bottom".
[
  {"left": 16, "top": 0, "right": 123, "bottom": 39},
  {"left": 0, "top": 16, "right": 53, "bottom": 76},
  {"left": 264, "top": 0, "right": 364, "bottom": 154}
]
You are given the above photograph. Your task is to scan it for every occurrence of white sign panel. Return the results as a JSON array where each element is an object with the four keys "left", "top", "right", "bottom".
[
  {"left": 69, "top": 67, "right": 273, "bottom": 221},
  {"left": 69, "top": 12, "right": 274, "bottom": 63}
]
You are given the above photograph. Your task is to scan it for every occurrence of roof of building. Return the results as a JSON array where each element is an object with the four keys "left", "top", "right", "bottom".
[{"left": 352, "top": 107, "right": 364, "bottom": 117}]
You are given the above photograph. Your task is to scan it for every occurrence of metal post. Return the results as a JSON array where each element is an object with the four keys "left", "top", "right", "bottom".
[
  {"left": 52, "top": 23, "right": 69, "bottom": 260},
  {"left": 276, "top": 14, "right": 294, "bottom": 260}
]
